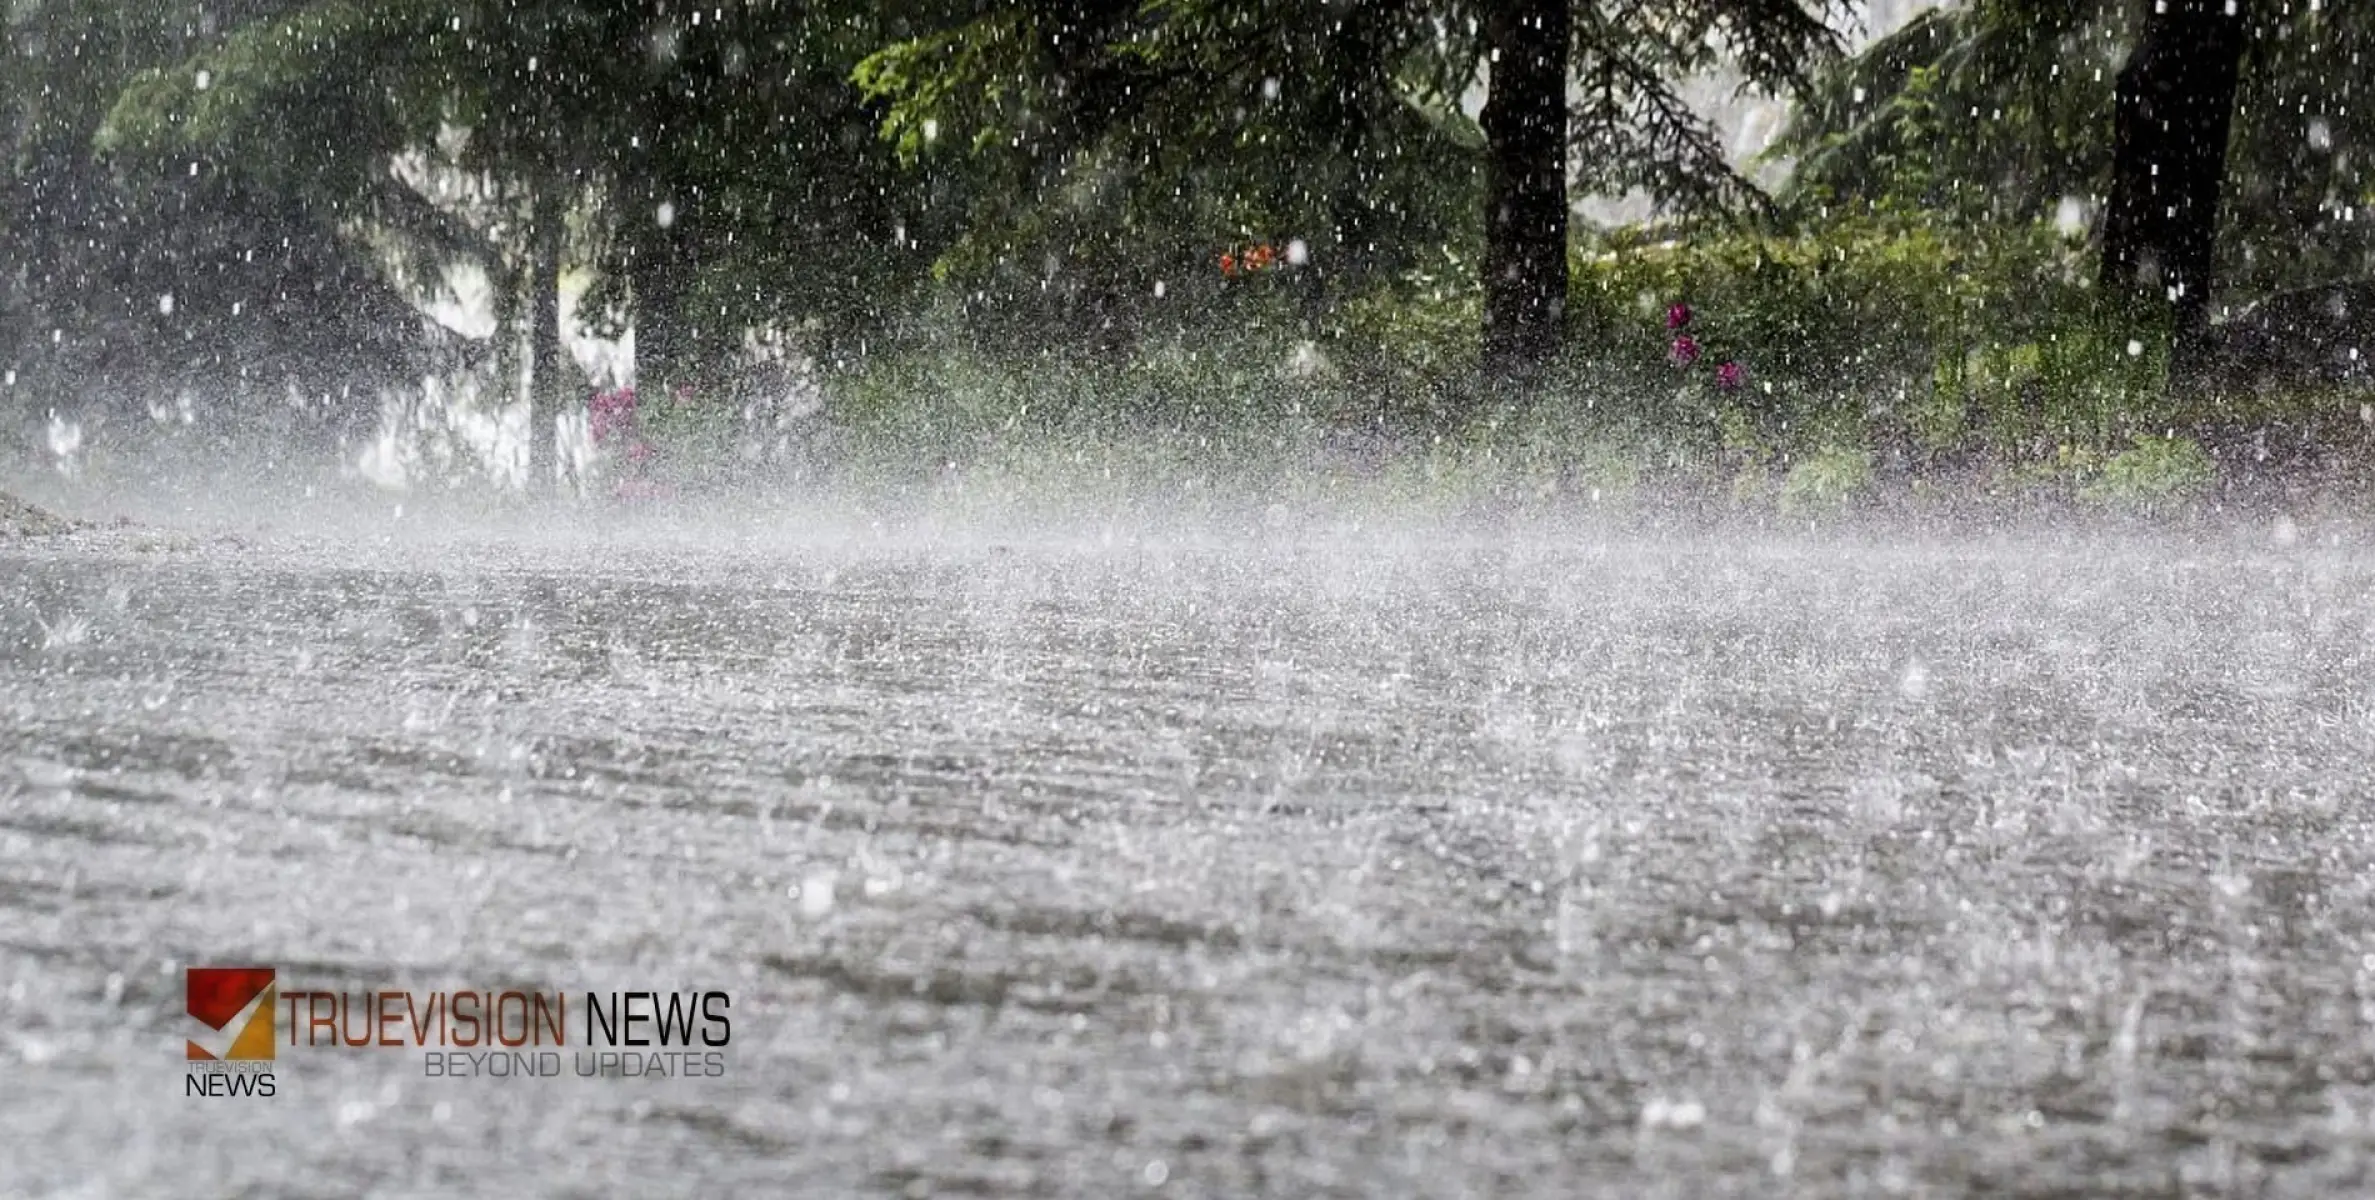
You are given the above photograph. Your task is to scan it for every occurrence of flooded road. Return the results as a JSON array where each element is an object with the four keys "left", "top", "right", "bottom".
[{"left": 4, "top": 517, "right": 2373, "bottom": 1197}]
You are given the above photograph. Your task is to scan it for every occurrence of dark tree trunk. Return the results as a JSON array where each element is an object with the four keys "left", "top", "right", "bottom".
[
  {"left": 492, "top": 223, "right": 526, "bottom": 437},
  {"left": 621, "top": 79, "right": 715, "bottom": 402},
  {"left": 1319, "top": 14, "right": 1387, "bottom": 293},
  {"left": 527, "top": 187, "right": 565, "bottom": 491},
  {"left": 623, "top": 189, "right": 702, "bottom": 399},
  {"left": 1480, "top": 0, "right": 1569, "bottom": 383},
  {"left": 2099, "top": 0, "right": 2248, "bottom": 386}
]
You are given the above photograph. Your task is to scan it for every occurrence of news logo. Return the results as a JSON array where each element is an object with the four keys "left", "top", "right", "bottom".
[
  {"left": 186, "top": 967, "right": 276, "bottom": 1061},
  {"left": 177, "top": 961, "right": 732, "bottom": 1096},
  {"left": 186, "top": 966, "right": 277, "bottom": 1097}
]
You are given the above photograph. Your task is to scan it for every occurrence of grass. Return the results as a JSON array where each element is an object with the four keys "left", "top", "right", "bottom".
[{"left": 664, "top": 328, "right": 2371, "bottom": 523}]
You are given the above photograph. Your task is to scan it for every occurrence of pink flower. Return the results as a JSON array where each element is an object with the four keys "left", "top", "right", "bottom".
[
  {"left": 589, "top": 387, "right": 639, "bottom": 445},
  {"left": 1714, "top": 361, "right": 1745, "bottom": 390},
  {"left": 1666, "top": 302, "right": 1693, "bottom": 330},
  {"left": 1670, "top": 334, "right": 1700, "bottom": 366}
]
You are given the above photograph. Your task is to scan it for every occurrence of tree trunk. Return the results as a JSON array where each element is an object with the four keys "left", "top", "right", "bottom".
[
  {"left": 621, "top": 82, "right": 710, "bottom": 402},
  {"left": 2098, "top": 0, "right": 2248, "bottom": 387},
  {"left": 1292, "top": 14, "right": 1387, "bottom": 392},
  {"left": 492, "top": 222, "right": 526, "bottom": 443},
  {"left": 1480, "top": 0, "right": 1569, "bottom": 383},
  {"left": 624, "top": 200, "right": 700, "bottom": 400},
  {"left": 1319, "top": 14, "right": 1387, "bottom": 294},
  {"left": 527, "top": 186, "right": 564, "bottom": 491}
]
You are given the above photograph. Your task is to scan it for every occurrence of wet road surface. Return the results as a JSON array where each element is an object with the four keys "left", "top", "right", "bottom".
[{"left": 4, "top": 518, "right": 2373, "bottom": 1197}]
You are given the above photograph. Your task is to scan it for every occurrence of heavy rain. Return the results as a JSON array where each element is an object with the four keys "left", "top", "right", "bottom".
[{"left": 4, "top": 1, "right": 2375, "bottom": 1197}]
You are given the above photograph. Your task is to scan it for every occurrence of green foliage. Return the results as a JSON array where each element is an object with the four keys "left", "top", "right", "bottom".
[
  {"left": 1158, "top": 210, "right": 2195, "bottom": 482},
  {"left": 1574, "top": 216, "right": 2086, "bottom": 371},
  {"left": 852, "top": 0, "right": 1487, "bottom": 349},
  {"left": 1778, "top": 442, "right": 1875, "bottom": 513},
  {"left": 8, "top": 0, "right": 2368, "bottom": 519},
  {"left": 831, "top": 318, "right": 1338, "bottom": 453},
  {"left": 97, "top": 0, "right": 457, "bottom": 230},
  {"left": 1776, "top": 4, "right": 2117, "bottom": 225},
  {"left": 853, "top": 0, "right": 1842, "bottom": 351},
  {"left": 1331, "top": 248, "right": 1484, "bottom": 418},
  {"left": 1939, "top": 324, "right": 2168, "bottom": 452},
  {"left": 2222, "top": 5, "right": 2375, "bottom": 296},
  {"left": 2079, "top": 434, "right": 2216, "bottom": 507},
  {"left": 1782, "top": 0, "right": 2375, "bottom": 302},
  {"left": 2, "top": 0, "right": 430, "bottom": 429},
  {"left": 1559, "top": 215, "right": 2175, "bottom": 465}
]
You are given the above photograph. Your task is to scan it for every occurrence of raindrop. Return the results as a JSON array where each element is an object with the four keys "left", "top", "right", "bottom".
[
  {"left": 1640, "top": 1098, "right": 1706, "bottom": 1130},
  {"left": 46, "top": 413, "right": 82, "bottom": 470},
  {"left": 797, "top": 873, "right": 835, "bottom": 918},
  {"left": 2126, "top": 339, "right": 2145, "bottom": 358},
  {"left": 657, "top": 201, "right": 676, "bottom": 229},
  {"left": 194, "top": 69, "right": 211, "bottom": 91},
  {"left": 157, "top": 294, "right": 174, "bottom": 316},
  {"left": 1286, "top": 238, "right": 1309, "bottom": 266},
  {"left": 1899, "top": 660, "right": 1930, "bottom": 700},
  {"left": 2053, "top": 196, "right": 2088, "bottom": 237}
]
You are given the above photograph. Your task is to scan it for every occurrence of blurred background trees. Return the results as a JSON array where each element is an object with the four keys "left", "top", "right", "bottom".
[{"left": 4, "top": 0, "right": 2372, "bottom": 482}]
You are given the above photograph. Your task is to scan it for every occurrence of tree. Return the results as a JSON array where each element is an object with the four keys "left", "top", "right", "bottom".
[
  {"left": 2098, "top": 0, "right": 2248, "bottom": 383},
  {"left": 588, "top": 2, "right": 939, "bottom": 391},
  {"left": 1479, "top": 0, "right": 1569, "bottom": 378},
  {"left": 1783, "top": 0, "right": 2372, "bottom": 388},
  {"left": 93, "top": 1, "right": 546, "bottom": 423},
  {"left": 58, "top": 0, "right": 1844, "bottom": 453},
  {"left": 854, "top": 0, "right": 1486, "bottom": 361},
  {"left": 1776, "top": 3, "right": 2111, "bottom": 226},
  {"left": 96, "top": 0, "right": 942, "bottom": 482},
  {"left": 526, "top": 189, "right": 565, "bottom": 486},
  {"left": 858, "top": 0, "right": 1838, "bottom": 394},
  {"left": 3, "top": 0, "right": 419, "bottom": 441}
]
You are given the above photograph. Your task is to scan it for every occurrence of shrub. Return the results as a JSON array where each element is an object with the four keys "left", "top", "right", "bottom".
[
  {"left": 1779, "top": 443, "right": 1878, "bottom": 514},
  {"left": 1562, "top": 215, "right": 2170, "bottom": 463},
  {"left": 2081, "top": 434, "right": 2215, "bottom": 508}
]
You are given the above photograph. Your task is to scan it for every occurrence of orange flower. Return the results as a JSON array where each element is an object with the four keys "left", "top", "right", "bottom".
[
  {"left": 1219, "top": 252, "right": 1238, "bottom": 277},
  {"left": 1247, "top": 243, "right": 1275, "bottom": 271}
]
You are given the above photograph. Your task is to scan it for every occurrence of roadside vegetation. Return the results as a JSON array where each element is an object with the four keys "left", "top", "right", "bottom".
[{"left": 3, "top": 1, "right": 2369, "bottom": 516}]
